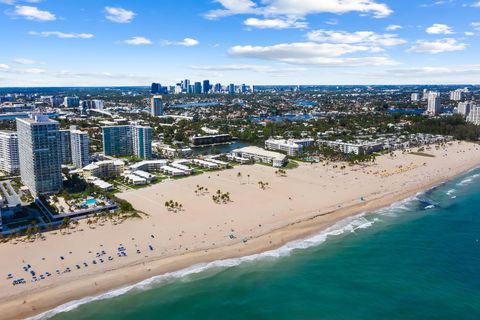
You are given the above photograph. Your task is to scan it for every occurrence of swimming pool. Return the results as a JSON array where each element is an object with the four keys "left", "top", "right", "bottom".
[{"left": 81, "top": 198, "right": 97, "bottom": 206}]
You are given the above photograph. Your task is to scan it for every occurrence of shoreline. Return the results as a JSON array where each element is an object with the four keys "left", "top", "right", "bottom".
[
  {"left": 4, "top": 167, "right": 478, "bottom": 320},
  {"left": 0, "top": 142, "right": 479, "bottom": 320}
]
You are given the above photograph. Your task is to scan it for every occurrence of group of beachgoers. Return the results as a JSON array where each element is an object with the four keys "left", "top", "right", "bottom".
[{"left": 6, "top": 235, "right": 157, "bottom": 287}]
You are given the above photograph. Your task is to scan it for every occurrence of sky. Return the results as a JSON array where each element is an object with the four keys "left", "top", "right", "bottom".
[{"left": 0, "top": 0, "right": 480, "bottom": 87}]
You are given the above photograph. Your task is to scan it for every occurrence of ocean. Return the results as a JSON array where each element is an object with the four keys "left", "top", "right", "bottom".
[{"left": 35, "top": 169, "right": 480, "bottom": 320}]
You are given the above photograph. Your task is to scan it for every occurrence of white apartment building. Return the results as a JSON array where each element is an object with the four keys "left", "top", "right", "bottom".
[
  {"left": 70, "top": 129, "right": 90, "bottom": 169},
  {"left": 457, "top": 101, "right": 475, "bottom": 117},
  {"left": 0, "top": 131, "right": 19, "bottom": 175},
  {"left": 427, "top": 92, "right": 441, "bottom": 115},
  {"left": 450, "top": 89, "right": 466, "bottom": 101},
  {"left": 265, "top": 138, "right": 315, "bottom": 156},
  {"left": 467, "top": 106, "right": 480, "bottom": 125},
  {"left": 83, "top": 160, "right": 125, "bottom": 179},
  {"left": 411, "top": 93, "right": 421, "bottom": 102},
  {"left": 318, "top": 140, "right": 383, "bottom": 155},
  {"left": 231, "top": 146, "right": 287, "bottom": 167}
]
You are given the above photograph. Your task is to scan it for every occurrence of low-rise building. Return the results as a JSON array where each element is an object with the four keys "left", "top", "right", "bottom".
[
  {"left": 129, "top": 160, "right": 168, "bottom": 172},
  {"left": 265, "top": 138, "right": 315, "bottom": 156},
  {"left": 190, "top": 134, "right": 232, "bottom": 146},
  {"left": 230, "top": 146, "right": 287, "bottom": 167},
  {"left": 318, "top": 140, "right": 383, "bottom": 155},
  {"left": 83, "top": 160, "right": 125, "bottom": 179}
]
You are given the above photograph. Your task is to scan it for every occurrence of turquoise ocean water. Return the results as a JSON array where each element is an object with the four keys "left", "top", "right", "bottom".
[{"left": 35, "top": 169, "right": 480, "bottom": 320}]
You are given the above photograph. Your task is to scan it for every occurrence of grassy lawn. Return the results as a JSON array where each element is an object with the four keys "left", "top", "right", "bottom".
[{"left": 284, "top": 160, "right": 299, "bottom": 169}]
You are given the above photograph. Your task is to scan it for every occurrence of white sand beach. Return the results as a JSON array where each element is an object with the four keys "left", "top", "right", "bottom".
[{"left": 0, "top": 141, "right": 479, "bottom": 320}]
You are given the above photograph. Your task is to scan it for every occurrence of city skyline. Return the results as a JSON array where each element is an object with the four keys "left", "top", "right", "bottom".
[{"left": 0, "top": 0, "right": 480, "bottom": 86}]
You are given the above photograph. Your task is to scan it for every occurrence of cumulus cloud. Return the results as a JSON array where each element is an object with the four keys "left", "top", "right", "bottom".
[
  {"left": 228, "top": 42, "right": 397, "bottom": 66},
  {"left": 163, "top": 38, "right": 199, "bottom": 46},
  {"left": 426, "top": 23, "right": 454, "bottom": 34},
  {"left": 386, "top": 24, "right": 402, "bottom": 31},
  {"left": 0, "top": 64, "right": 10, "bottom": 70},
  {"left": 244, "top": 17, "right": 307, "bottom": 29},
  {"left": 123, "top": 37, "right": 152, "bottom": 45},
  {"left": 28, "top": 31, "right": 94, "bottom": 39},
  {"left": 205, "top": 0, "right": 392, "bottom": 19},
  {"left": 407, "top": 38, "right": 466, "bottom": 53},
  {"left": 105, "top": 7, "right": 136, "bottom": 23},
  {"left": 13, "top": 5, "right": 56, "bottom": 21},
  {"left": 306, "top": 29, "right": 406, "bottom": 47}
]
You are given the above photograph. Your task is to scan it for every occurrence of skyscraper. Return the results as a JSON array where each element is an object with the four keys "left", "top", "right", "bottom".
[
  {"left": 132, "top": 126, "right": 152, "bottom": 159},
  {"left": 202, "top": 80, "right": 210, "bottom": 94},
  {"left": 151, "top": 83, "right": 161, "bottom": 94},
  {"left": 214, "top": 83, "right": 222, "bottom": 93},
  {"left": 59, "top": 130, "right": 72, "bottom": 164},
  {"left": 17, "top": 114, "right": 62, "bottom": 195},
  {"left": 411, "top": 93, "right": 421, "bottom": 102},
  {"left": 70, "top": 128, "right": 90, "bottom": 168},
  {"left": 194, "top": 82, "right": 202, "bottom": 94},
  {"left": 182, "top": 79, "right": 190, "bottom": 92},
  {"left": 427, "top": 92, "right": 441, "bottom": 115},
  {"left": 228, "top": 83, "right": 235, "bottom": 94},
  {"left": 0, "top": 131, "right": 19, "bottom": 175},
  {"left": 102, "top": 125, "right": 152, "bottom": 159},
  {"left": 102, "top": 125, "right": 133, "bottom": 157},
  {"left": 151, "top": 95, "right": 164, "bottom": 116},
  {"left": 450, "top": 89, "right": 465, "bottom": 101},
  {"left": 63, "top": 96, "right": 80, "bottom": 108},
  {"left": 457, "top": 101, "right": 473, "bottom": 117}
]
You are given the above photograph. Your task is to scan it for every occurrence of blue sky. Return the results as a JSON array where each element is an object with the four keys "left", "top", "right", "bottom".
[{"left": 0, "top": 0, "right": 479, "bottom": 86}]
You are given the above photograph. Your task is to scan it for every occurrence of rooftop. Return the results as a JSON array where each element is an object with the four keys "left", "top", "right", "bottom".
[{"left": 233, "top": 146, "right": 286, "bottom": 160}]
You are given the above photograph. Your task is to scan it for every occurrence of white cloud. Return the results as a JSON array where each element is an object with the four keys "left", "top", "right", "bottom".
[
  {"left": 14, "top": 57, "right": 36, "bottom": 64},
  {"left": 472, "top": 22, "right": 480, "bottom": 31},
  {"left": 205, "top": 0, "right": 393, "bottom": 19},
  {"left": 22, "top": 68, "right": 45, "bottom": 74},
  {"left": 465, "top": 31, "right": 475, "bottom": 36},
  {"left": 28, "top": 31, "right": 94, "bottom": 39},
  {"left": 1, "top": 0, "right": 42, "bottom": 4},
  {"left": 325, "top": 19, "right": 339, "bottom": 25},
  {"left": 306, "top": 29, "right": 406, "bottom": 47},
  {"left": 123, "top": 37, "right": 152, "bottom": 45},
  {"left": 105, "top": 7, "right": 135, "bottom": 23},
  {"left": 407, "top": 38, "right": 466, "bottom": 53},
  {"left": 13, "top": 5, "right": 55, "bottom": 21},
  {"left": 177, "top": 38, "right": 199, "bottom": 46},
  {"left": 0, "top": 64, "right": 10, "bottom": 70},
  {"left": 189, "top": 64, "right": 307, "bottom": 73},
  {"left": 472, "top": 1, "right": 480, "bottom": 7},
  {"left": 386, "top": 24, "right": 402, "bottom": 31},
  {"left": 426, "top": 23, "right": 454, "bottom": 34},
  {"left": 205, "top": 0, "right": 257, "bottom": 19},
  {"left": 228, "top": 42, "right": 397, "bottom": 66},
  {"left": 244, "top": 17, "right": 307, "bottom": 29},
  {"left": 163, "top": 38, "right": 199, "bottom": 46}
]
